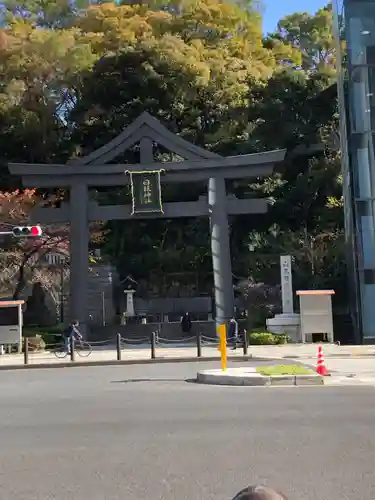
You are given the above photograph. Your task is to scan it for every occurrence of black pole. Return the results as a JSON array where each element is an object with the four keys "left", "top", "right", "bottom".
[
  {"left": 151, "top": 330, "right": 156, "bottom": 359},
  {"left": 70, "top": 336, "right": 75, "bottom": 362},
  {"left": 116, "top": 332, "right": 121, "bottom": 361},
  {"left": 196, "top": 331, "right": 202, "bottom": 358},
  {"left": 243, "top": 328, "right": 248, "bottom": 356},
  {"left": 60, "top": 264, "right": 64, "bottom": 323},
  {"left": 24, "top": 337, "right": 29, "bottom": 365},
  {"left": 157, "top": 323, "right": 161, "bottom": 343}
]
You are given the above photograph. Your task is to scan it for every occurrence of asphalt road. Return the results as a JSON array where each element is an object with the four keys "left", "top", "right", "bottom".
[{"left": 0, "top": 361, "right": 374, "bottom": 500}]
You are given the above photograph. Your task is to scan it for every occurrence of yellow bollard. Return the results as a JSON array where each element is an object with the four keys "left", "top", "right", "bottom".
[{"left": 217, "top": 323, "right": 227, "bottom": 371}]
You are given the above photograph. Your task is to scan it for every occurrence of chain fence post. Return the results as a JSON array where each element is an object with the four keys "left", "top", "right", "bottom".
[
  {"left": 243, "top": 328, "right": 248, "bottom": 355},
  {"left": 196, "top": 331, "right": 202, "bottom": 358},
  {"left": 116, "top": 333, "right": 122, "bottom": 361},
  {"left": 70, "top": 336, "right": 75, "bottom": 362},
  {"left": 24, "top": 337, "right": 29, "bottom": 365},
  {"left": 151, "top": 331, "right": 156, "bottom": 359}
]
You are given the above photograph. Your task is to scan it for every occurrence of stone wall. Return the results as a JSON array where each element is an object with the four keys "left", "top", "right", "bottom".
[
  {"left": 89, "top": 319, "right": 248, "bottom": 342},
  {"left": 132, "top": 297, "right": 212, "bottom": 317},
  {"left": 89, "top": 320, "right": 217, "bottom": 341}
]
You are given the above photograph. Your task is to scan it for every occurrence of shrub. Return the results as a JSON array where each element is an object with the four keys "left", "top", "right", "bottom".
[
  {"left": 41, "top": 331, "right": 63, "bottom": 347},
  {"left": 248, "top": 332, "right": 276, "bottom": 345},
  {"left": 45, "top": 324, "right": 66, "bottom": 335},
  {"left": 24, "top": 324, "right": 65, "bottom": 346},
  {"left": 248, "top": 331, "right": 290, "bottom": 345},
  {"left": 273, "top": 333, "right": 290, "bottom": 345},
  {"left": 24, "top": 335, "right": 46, "bottom": 352}
]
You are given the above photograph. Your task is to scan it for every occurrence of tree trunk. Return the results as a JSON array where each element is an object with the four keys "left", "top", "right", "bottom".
[{"left": 12, "top": 261, "right": 26, "bottom": 300}]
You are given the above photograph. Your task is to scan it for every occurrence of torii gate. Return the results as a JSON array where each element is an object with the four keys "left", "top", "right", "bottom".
[{"left": 8, "top": 112, "right": 285, "bottom": 333}]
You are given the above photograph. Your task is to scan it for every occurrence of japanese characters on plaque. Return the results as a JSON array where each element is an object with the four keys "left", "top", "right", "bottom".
[
  {"left": 126, "top": 169, "right": 164, "bottom": 215},
  {"left": 280, "top": 255, "right": 294, "bottom": 314}
]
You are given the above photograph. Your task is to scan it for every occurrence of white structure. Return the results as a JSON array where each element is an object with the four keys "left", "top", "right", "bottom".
[
  {"left": 125, "top": 289, "right": 136, "bottom": 317},
  {"left": 0, "top": 300, "right": 25, "bottom": 354},
  {"left": 45, "top": 252, "right": 67, "bottom": 265},
  {"left": 266, "top": 255, "right": 301, "bottom": 342},
  {"left": 297, "top": 290, "right": 335, "bottom": 343}
]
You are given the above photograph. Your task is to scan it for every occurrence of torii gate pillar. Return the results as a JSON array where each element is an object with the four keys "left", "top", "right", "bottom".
[
  {"left": 69, "top": 183, "right": 89, "bottom": 332},
  {"left": 209, "top": 176, "right": 234, "bottom": 323}
]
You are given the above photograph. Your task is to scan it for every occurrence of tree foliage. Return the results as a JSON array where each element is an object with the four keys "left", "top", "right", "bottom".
[
  {"left": 265, "top": 4, "right": 336, "bottom": 77},
  {"left": 0, "top": 189, "right": 68, "bottom": 298}
]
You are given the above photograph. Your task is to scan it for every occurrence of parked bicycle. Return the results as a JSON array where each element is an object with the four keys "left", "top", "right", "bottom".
[{"left": 53, "top": 339, "right": 92, "bottom": 358}]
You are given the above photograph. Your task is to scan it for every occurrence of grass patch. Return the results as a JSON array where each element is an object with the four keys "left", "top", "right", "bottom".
[{"left": 256, "top": 365, "right": 314, "bottom": 376}]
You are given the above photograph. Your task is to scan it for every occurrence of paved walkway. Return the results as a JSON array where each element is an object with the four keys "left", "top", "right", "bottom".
[
  {"left": 1, "top": 342, "right": 375, "bottom": 368},
  {"left": 0, "top": 344, "right": 228, "bottom": 367},
  {"left": 249, "top": 343, "right": 375, "bottom": 358}
]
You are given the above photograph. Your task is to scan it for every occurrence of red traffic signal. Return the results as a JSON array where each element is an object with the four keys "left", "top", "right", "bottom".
[{"left": 12, "top": 225, "right": 42, "bottom": 238}]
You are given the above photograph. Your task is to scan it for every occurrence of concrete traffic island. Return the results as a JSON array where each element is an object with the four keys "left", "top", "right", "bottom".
[{"left": 196, "top": 367, "right": 324, "bottom": 386}]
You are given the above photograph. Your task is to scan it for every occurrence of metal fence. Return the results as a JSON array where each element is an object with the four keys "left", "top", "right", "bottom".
[{"left": 17, "top": 331, "right": 249, "bottom": 366}]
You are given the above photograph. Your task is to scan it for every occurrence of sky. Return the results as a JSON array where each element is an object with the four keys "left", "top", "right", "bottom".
[{"left": 262, "top": 0, "right": 328, "bottom": 34}]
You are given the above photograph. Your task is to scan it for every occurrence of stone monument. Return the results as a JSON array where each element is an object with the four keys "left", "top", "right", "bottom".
[
  {"left": 266, "top": 255, "right": 301, "bottom": 342},
  {"left": 125, "top": 290, "right": 136, "bottom": 317},
  {"left": 122, "top": 276, "right": 137, "bottom": 318}
]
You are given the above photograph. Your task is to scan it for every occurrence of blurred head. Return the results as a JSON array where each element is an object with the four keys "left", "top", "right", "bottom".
[
  {"left": 72, "top": 320, "right": 79, "bottom": 326},
  {"left": 231, "top": 485, "right": 289, "bottom": 500}
]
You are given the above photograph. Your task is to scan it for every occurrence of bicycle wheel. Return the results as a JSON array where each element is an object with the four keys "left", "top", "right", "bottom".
[
  {"left": 76, "top": 341, "right": 92, "bottom": 357},
  {"left": 54, "top": 343, "right": 68, "bottom": 359}
]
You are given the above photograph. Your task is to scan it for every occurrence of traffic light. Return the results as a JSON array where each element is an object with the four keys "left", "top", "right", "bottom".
[{"left": 12, "top": 225, "right": 42, "bottom": 238}]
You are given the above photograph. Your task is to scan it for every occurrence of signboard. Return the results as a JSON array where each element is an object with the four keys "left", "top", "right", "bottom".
[
  {"left": 297, "top": 290, "right": 335, "bottom": 342},
  {"left": 126, "top": 170, "right": 164, "bottom": 215},
  {"left": 280, "top": 255, "right": 294, "bottom": 314},
  {"left": 0, "top": 325, "right": 21, "bottom": 344},
  {"left": 0, "top": 300, "right": 24, "bottom": 351}
]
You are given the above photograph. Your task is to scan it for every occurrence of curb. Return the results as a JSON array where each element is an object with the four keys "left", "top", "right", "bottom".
[
  {"left": 282, "top": 354, "right": 375, "bottom": 359},
  {"left": 0, "top": 354, "right": 255, "bottom": 372},
  {"left": 196, "top": 371, "right": 324, "bottom": 387},
  {"left": 269, "top": 374, "right": 324, "bottom": 386}
]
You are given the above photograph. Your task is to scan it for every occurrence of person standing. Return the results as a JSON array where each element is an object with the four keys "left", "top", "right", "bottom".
[
  {"left": 228, "top": 317, "right": 238, "bottom": 350},
  {"left": 181, "top": 312, "right": 192, "bottom": 335}
]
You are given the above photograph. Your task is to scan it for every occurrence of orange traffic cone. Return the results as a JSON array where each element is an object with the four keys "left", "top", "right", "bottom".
[{"left": 316, "top": 345, "right": 329, "bottom": 376}]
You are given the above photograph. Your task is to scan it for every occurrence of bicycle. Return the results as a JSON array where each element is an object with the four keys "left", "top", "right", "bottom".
[{"left": 53, "top": 339, "right": 92, "bottom": 358}]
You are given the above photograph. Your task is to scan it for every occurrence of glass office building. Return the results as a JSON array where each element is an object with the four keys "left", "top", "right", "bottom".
[{"left": 334, "top": 0, "right": 375, "bottom": 342}]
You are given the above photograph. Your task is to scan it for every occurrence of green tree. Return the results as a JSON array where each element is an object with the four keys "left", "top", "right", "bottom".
[
  {"left": 265, "top": 4, "right": 336, "bottom": 78},
  {"left": 237, "top": 69, "right": 340, "bottom": 228},
  {"left": 0, "top": 0, "right": 90, "bottom": 28},
  {"left": 228, "top": 67, "right": 342, "bottom": 292},
  {"left": 0, "top": 19, "right": 96, "bottom": 187}
]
